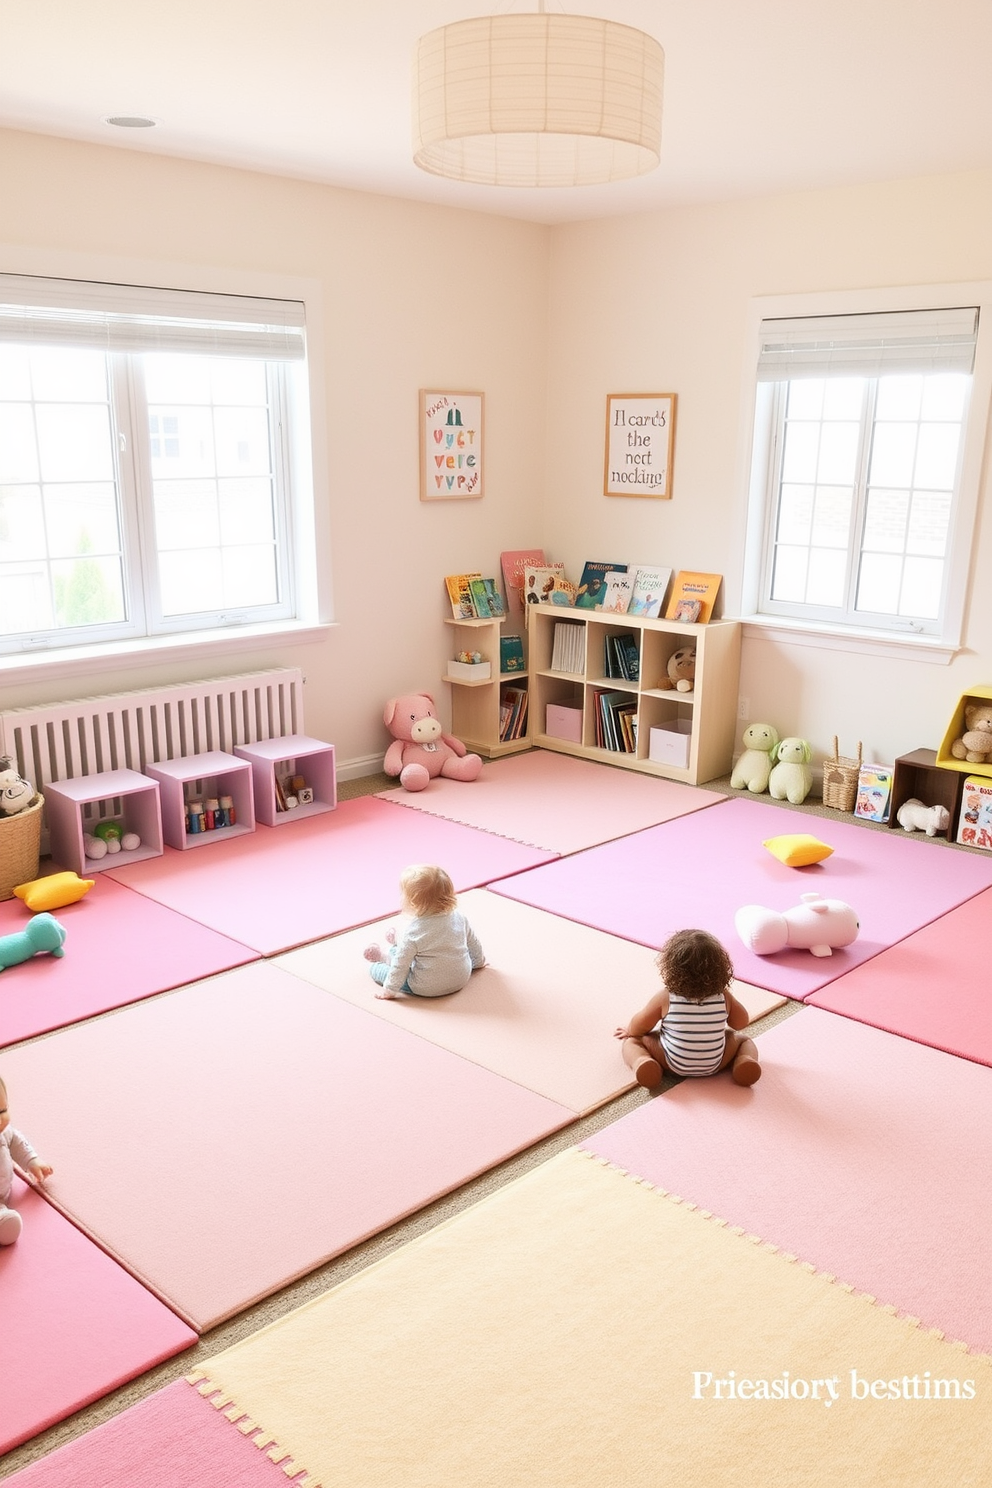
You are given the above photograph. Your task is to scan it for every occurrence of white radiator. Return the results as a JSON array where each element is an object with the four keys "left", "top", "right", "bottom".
[{"left": 0, "top": 668, "right": 305, "bottom": 798}]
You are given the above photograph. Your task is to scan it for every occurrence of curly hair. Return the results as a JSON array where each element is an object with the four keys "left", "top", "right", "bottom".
[
  {"left": 399, "top": 863, "right": 457, "bottom": 917},
  {"left": 658, "top": 929, "right": 733, "bottom": 1002}
]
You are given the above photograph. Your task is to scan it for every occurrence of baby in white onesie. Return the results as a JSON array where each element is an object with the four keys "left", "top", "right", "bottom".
[{"left": 364, "top": 864, "right": 485, "bottom": 999}]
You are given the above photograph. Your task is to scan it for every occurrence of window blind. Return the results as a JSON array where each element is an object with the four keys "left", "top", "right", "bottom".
[
  {"left": 0, "top": 275, "right": 306, "bottom": 360},
  {"left": 756, "top": 306, "right": 978, "bottom": 381}
]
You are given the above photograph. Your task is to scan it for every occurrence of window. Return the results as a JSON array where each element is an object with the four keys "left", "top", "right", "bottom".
[
  {"left": 0, "top": 275, "right": 310, "bottom": 657},
  {"left": 743, "top": 299, "right": 990, "bottom": 650}
]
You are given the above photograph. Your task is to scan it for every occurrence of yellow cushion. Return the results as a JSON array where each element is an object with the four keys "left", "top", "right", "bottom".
[
  {"left": 763, "top": 833, "right": 833, "bottom": 868},
  {"left": 13, "top": 871, "right": 94, "bottom": 912}
]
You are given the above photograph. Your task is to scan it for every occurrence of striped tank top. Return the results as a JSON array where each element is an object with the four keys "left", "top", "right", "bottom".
[{"left": 659, "top": 991, "right": 728, "bottom": 1077}]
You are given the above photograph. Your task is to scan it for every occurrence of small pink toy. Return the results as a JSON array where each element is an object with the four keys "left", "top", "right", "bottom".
[
  {"left": 734, "top": 892, "right": 859, "bottom": 958},
  {"left": 382, "top": 692, "right": 483, "bottom": 793}
]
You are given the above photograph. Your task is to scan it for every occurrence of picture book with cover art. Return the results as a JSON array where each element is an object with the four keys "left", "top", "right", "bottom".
[
  {"left": 522, "top": 563, "right": 576, "bottom": 610},
  {"left": 500, "top": 549, "right": 545, "bottom": 619},
  {"left": 575, "top": 560, "right": 626, "bottom": 610},
  {"left": 664, "top": 571, "right": 722, "bottom": 624},
  {"left": 854, "top": 764, "right": 894, "bottom": 823},
  {"left": 445, "top": 572, "right": 482, "bottom": 619},
  {"left": 600, "top": 571, "right": 635, "bottom": 614},
  {"left": 469, "top": 576, "right": 506, "bottom": 619},
  {"left": 628, "top": 564, "right": 673, "bottom": 618}
]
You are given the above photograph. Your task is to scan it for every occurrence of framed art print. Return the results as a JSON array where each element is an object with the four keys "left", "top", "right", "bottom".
[
  {"left": 420, "top": 391, "right": 484, "bottom": 500},
  {"left": 604, "top": 393, "right": 676, "bottom": 498}
]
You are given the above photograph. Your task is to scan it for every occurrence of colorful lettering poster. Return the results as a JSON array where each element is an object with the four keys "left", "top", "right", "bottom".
[{"left": 421, "top": 391, "right": 484, "bottom": 500}]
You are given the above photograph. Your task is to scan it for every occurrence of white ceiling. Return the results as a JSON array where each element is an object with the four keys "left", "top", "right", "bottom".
[{"left": 2, "top": 1, "right": 992, "bottom": 225}]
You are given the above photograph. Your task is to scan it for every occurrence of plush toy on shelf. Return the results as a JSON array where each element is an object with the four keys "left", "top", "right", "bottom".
[
  {"left": 383, "top": 692, "right": 484, "bottom": 793},
  {"left": 658, "top": 645, "right": 696, "bottom": 693},
  {"left": 895, "top": 798, "right": 951, "bottom": 837},
  {"left": 730, "top": 722, "right": 780, "bottom": 794},
  {"left": 0, "top": 756, "right": 35, "bottom": 817},
  {"left": 735, "top": 893, "right": 859, "bottom": 958},
  {"left": 950, "top": 702, "right": 992, "bottom": 764},
  {"left": 768, "top": 736, "right": 813, "bottom": 805}
]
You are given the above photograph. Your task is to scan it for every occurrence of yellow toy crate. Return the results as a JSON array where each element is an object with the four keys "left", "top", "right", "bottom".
[{"left": 936, "top": 685, "right": 992, "bottom": 778}]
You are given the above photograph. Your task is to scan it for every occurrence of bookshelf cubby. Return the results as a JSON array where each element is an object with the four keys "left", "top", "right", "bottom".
[
  {"left": 443, "top": 616, "right": 531, "bottom": 759},
  {"left": 527, "top": 606, "right": 741, "bottom": 785}
]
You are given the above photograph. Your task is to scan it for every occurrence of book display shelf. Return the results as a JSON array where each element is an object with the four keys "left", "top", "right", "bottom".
[
  {"left": 527, "top": 606, "right": 741, "bottom": 786},
  {"left": 443, "top": 616, "right": 531, "bottom": 759}
]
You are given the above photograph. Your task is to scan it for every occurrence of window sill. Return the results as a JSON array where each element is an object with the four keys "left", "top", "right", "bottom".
[
  {"left": 740, "top": 614, "right": 958, "bottom": 665},
  {"left": 0, "top": 620, "right": 334, "bottom": 688}
]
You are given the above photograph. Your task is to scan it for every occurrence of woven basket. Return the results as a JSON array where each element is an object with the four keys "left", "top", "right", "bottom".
[
  {"left": 0, "top": 793, "right": 45, "bottom": 900},
  {"left": 822, "top": 739, "right": 862, "bottom": 813}
]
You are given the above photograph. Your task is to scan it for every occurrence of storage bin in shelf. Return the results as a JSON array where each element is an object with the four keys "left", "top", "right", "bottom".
[
  {"left": 46, "top": 769, "right": 164, "bottom": 876},
  {"left": 145, "top": 751, "right": 255, "bottom": 850},
  {"left": 234, "top": 735, "right": 336, "bottom": 827}
]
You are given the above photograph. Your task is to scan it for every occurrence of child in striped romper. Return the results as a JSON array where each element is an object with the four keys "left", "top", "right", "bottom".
[
  {"left": 614, "top": 928, "right": 761, "bottom": 1091},
  {"left": 364, "top": 864, "right": 486, "bottom": 1000}
]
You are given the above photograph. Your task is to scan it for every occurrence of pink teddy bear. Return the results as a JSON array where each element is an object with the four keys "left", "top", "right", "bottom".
[{"left": 383, "top": 693, "right": 483, "bottom": 793}]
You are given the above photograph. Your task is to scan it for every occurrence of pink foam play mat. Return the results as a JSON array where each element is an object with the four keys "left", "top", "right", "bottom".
[
  {"left": 807, "top": 886, "right": 992, "bottom": 1065},
  {"left": 0, "top": 1176, "right": 194, "bottom": 1455},
  {"left": 378, "top": 750, "right": 724, "bottom": 854},
  {"left": 0, "top": 874, "right": 257, "bottom": 1049},
  {"left": 106, "top": 796, "right": 555, "bottom": 954},
  {"left": 280, "top": 889, "right": 785, "bottom": 1115},
  {"left": 2, "top": 960, "right": 573, "bottom": 1331},
  {"left": 2, "top": 1378, "right": 294, "bottom": 1487},
  {"left": 491, "top": 796, "right": 992, "bottom": 998},
  {"left": 582, "top": 1006, "right": 992, "bottom": 1354}
]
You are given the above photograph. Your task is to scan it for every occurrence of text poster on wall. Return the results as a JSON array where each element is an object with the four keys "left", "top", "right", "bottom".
[
  {"left": 420, "top": 391, "right": 485, "bottom": 500},
  {"left": 604, "top": 393, "right": 677, "bottom": 499}
]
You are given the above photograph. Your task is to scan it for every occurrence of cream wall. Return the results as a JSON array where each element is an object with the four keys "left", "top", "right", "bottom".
[
  {"left": 546, "top": 169, "right": 992, "bottom": 768},
  {"left": 0, "top": 129, "right": 550, "bottom": 768}
]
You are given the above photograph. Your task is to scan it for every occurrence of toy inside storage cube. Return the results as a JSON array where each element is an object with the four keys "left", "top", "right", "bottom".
[
  {"left": 936, "top": 685, "right": 992, "bottom": 778},
  {"left": 145, "top": 751, "right": 255, "bottom": 849},
  {"left": 46, "top": 770, "right": 164, "bottom": 876},
  {"left": 234, "top": 735, "right": 336, "bottom": 826}
]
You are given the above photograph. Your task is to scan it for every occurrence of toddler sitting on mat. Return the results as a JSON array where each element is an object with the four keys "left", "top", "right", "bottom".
[
  {"left": 364, "top": 863, "right": 485, "bottom": 1000},
  {"left": 614, "top": 928, "right": 761, "bottom": 1091},
  {"left": 0, "top": 1072, "right": 53, "bottom": 1244}
]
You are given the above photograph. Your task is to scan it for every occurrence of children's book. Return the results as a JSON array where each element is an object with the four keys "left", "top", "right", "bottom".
[
  {"left": 957, "top": 776, "right": 992, "bottom": 850},
  {"left": 468, "top": 576, "right": 505, "bottom": 619},
  {"left": 499, "top": 634, "right": 526, "bottom": 673},
  {"left": 444, "top": 572, "right": 482, "bottom": 619},
  {"left": 500, "top": 549, "right": 545, "bottom": 619},
  {"left": 575, "top": 560, "right": 626, "bottom": 611},
  {"left": 664, "top": 571, "right": 723, "bottom": 624},
  {"left": 522, "top": 563, "right": 573, "bottom": 610},
  {"left": 628, "top": 564, "right": 673, "bottom": 618},
  {"left": 671, "top": 598, "right": 701, "bottom": 623},
  {"left": 854, "top": 764, "right": 894, "bottom": 823},
  {"left": 600, "top": 571, "right": 635, "bottom": 614}
]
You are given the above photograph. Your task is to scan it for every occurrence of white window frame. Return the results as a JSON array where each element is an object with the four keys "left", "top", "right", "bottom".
[
  {"left": 0, "top": 250, "right": 331, "bottom": 685},
  {"left": 736, "top": 282, "right": 992, "bottom": 664}
]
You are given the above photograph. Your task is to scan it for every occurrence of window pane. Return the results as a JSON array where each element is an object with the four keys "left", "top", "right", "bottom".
[
  {"left": 811, "top": 486, "right": 853, "bottom": 547},
  {"left": 906, "top": 491, "right": 951, "bottom": 557},
  {"left": 786, "top": 380, "right": 823, "bottom": 419},
  {"left": 0, "top": 347, "right": 31, "bottom": 400},
  {"left": 856, "top": 553, "right": 902, "bottom": 613},
  {"left": 213, "top": 407, "right": 272, "bottom": 477},
  {"left": 144, "top": 354, "right": 212, "bottom": 404},
  {"left": 221, "top": 545, "right": 278, "bottom": 607},
  {"left": 153, "top": 479, "right": 220, "bottom": 551},
  {"left": 0, "top": 405, "right": 40, "bottom": 482},
  {"left": 869, "top": 423, "right": 917, "bottom": 487},
  {"left": 822, "top": 378, "right": 864, "bottom": 419},
  {"left": 776, "top": 484, "right": 813, "bottom": 544},
  {"left": 148, "top": 407, "right": 216, "bottom": 479},
  {"left": 0, "top": 485, "right": 46, "bottom": 560},
  {"left": 806, "top": 547, "right": 846, "bottom": 606},
  {"left": 863, "top": 489, "right": 909, "bottom": 554},
  {"left": 781, "top": 421, "right": 819, "bottom": 482},
  {"left": 30, "top": 347, "right": 108, "bottom": 402},
  {"left": 51, "top": 555, "right": 126, "bottom": 626},
  {"left": 914, "top": 423, "right": 960, "bottom": 489},
  {"left": 208, "top": 359, "right": 268, "bottom": 404},
  {"left": 218, "top": 478, "right": 276, "bottom": 545},
  {"left": 158, "top": 548, "right": 222, "bottom": 615},
  {"left": 44, "top": 484, "right": 122, "bottom": 559},
  {"left": 36, "top": 405, "right": 115, "bottom": 482},
  {"left": 900, "top": 556, "right": 942, "bottom": 618},
  {"left": 816, "top": 422, "right": 860, "bottom": 484},
  {"left": 920, "top": 373, "right": 968, "bottom": 422},
  {"left": 770, "top": 546, "right": 808, "bottom": 602},
  {"left": 876, "top": 375, "right": 922, "bottom": 421},
  {"left": 0, "top": 563, "right": 52, "bottom": 632}
]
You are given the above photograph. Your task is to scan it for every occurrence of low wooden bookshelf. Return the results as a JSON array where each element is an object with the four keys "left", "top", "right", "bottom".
[
  {"left": 443, "top": 616, "right": 531, "bottom": 759},
  {"left": 527, "top": 605, "right": 741, "bottom": 786}
]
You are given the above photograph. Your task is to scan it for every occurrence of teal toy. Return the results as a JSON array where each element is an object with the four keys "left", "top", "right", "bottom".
[{"left": 0, "top": 913, "right": 67, "bottom": 971}]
